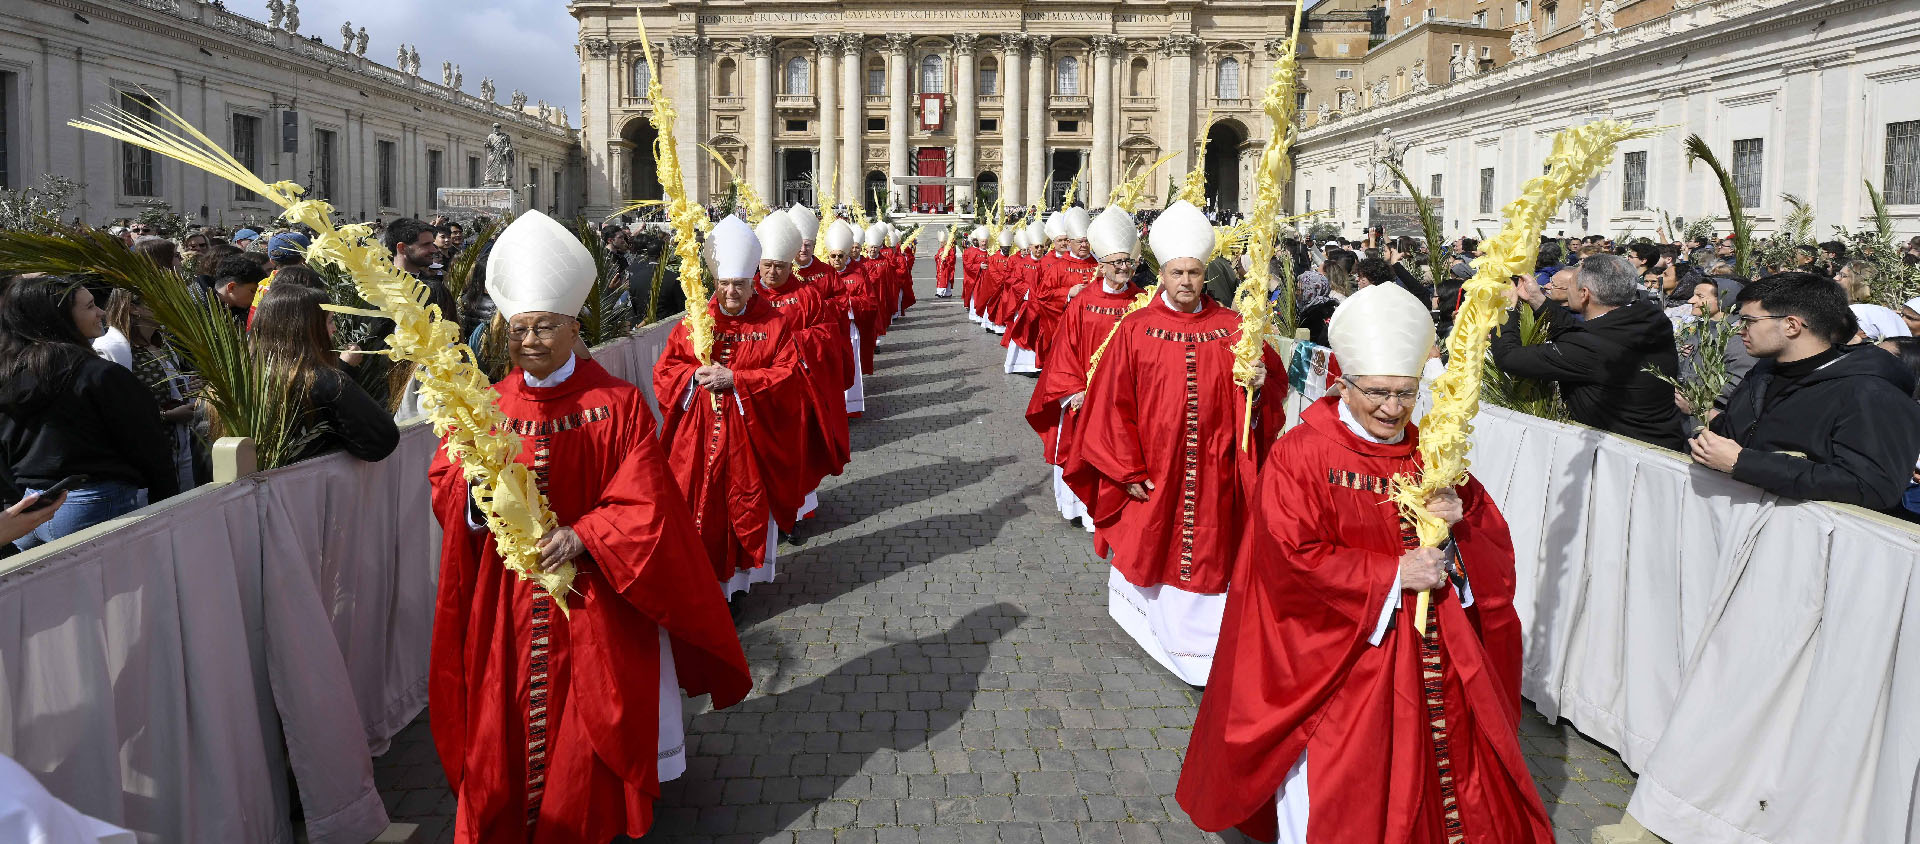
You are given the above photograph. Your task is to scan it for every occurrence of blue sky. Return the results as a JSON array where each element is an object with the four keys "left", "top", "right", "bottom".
[{"left": 229, "top": 0, "right": 581, "bottom": 114}]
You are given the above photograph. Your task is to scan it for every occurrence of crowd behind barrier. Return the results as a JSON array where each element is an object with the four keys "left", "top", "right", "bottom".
[
  {"left": 4, "top": 320, "right": 1918, "bottom": 844},
  {"left": 0, "top": 317, "right": 683, "bottom": 844}
]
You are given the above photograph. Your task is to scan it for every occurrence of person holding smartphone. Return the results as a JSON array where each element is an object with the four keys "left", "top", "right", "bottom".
[
  {"left": 0, "top": 275, "right": 179, "bottom": 551},
  {"left": 0, "top": 491, "right": 67, "bottom": 547}
]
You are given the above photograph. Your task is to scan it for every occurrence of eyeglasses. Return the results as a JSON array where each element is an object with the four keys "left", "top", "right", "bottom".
[
  {"left": 1341, "top": 376, "right": 1419, "bottom": 404},
  {"left": 507, "top": 322, "right": 569, "bottom": 341},
  {"left": 130, "top": 227, "right": 152, "bottom": 234},
  {"left": 1732, "top": 314, "right": 1789, "bottom": 332},
  {"left": 1101, "top": 258, "right": 1136, "bottom": 269}
]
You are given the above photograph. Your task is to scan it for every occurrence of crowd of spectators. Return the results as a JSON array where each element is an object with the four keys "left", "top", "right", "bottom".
[{"left": 1185, "top": 225, "right": 1920, "bottom": 521}]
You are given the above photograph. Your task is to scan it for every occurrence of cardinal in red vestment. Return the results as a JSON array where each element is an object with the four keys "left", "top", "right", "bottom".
[
  {"left": 976, "top": 229, "right": 1016, "bottom": 333},
  {"left": 887, "top": 227, "right": 917, "bottom": 314},
  {"left": 753, "top": 212, "right": 851, "bottom": 520},
  {"left": 934, "top": 230, "right": 959, "bottom": 298},
  {"left": 1005, "top": 208, "right": 1097, "bottom": 373},
  {"left": 1062, "top": 200, "right": 1285, "bottom": 686},
  {"left": 987, "top": 226, "right": 1038, "bottom": 333},
  {"left": 429, "top": 211, "right": 751, "bottom": 844},
  {"left": 654, "top": 216, "right": 808, "bottom": 596},
  {"left": 864, "top": 225, "right": 902, "bottom": 337},
  {"left": 961, "top": 227, "right": 989, "bottom": 318},
  {"left": 1026, "top": 205, "right": 1142, "bottom": 529},
  {"left": 1177, "top": 282, "right": 1549, "bottom": 844}
]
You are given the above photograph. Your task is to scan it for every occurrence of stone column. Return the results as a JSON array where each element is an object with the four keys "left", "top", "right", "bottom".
[
  {"left": 954, "top": 34, "right": 979, "bottom": 208},
  {"left": 582, "top": 37, "right": 616, "bottom": 213},
  {"left": 608, "top": 139, "right": 634, "bottom": 203},
  {"left": 814, "top": 34, "right": 840, "bottom": 204},
  {"left": 1026, "top": 34, "right": 1051, "bottom": 206},
  {"left": 1000, "top": 34, "right": 1025, "bottom": 207},
  {"left": 1090, "top": 36, "right": 1118, "bottom": 206},
  {"left": 747, "top": 36, "right": 776, "bottom": 202},
  {"left": 668, "top": 35, "right": 710, "bottom": 201},
  {"left": 840, "top": 36, "right": 864, "bottom": 201},
  {"left": 886, "top": 33, "right": 912, "bottom": 211},
  {"left": 1161, "top": 34, "right": 1199, "bottom": 191}
]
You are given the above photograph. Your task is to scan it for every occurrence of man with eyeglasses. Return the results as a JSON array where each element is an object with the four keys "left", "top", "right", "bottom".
[
  {"left": 654, "top": 215, "right": 808, "bottom": 596},
  {"left": 1066, "top": 200, "right": 1285, "bottom": 687},
  {"left": 427, "top": 210, "right": 750, "bottom": 842},
  {"left": 1179, "top": 281, "right": 1552, "bottom": 844},
  {"left": 1694, "top": 272, "right": 1920, "bottom": 511},
  {"left": 1005, "top": 207, "right": 1096, "bottom": 376},
  {"left": 1029, "top": 206, "right": 1144, "bottom": 532}
]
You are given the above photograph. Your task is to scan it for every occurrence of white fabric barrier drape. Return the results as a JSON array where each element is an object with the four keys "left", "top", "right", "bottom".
[
  {"left": 1278, "top": 339, "right": 1920, "bottom": 844},
  {"left": 0, "top": 319, "right": 684, "bottom": 844}
]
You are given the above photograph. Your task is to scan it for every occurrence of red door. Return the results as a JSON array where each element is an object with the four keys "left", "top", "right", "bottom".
[{"left": 916, "top": 148, "right": 947, "bottom": 211}]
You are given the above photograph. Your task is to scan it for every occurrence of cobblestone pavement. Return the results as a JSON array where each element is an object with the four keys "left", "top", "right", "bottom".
[{"left": 372, "top": 257, "right": 1636, "bottom": 844}]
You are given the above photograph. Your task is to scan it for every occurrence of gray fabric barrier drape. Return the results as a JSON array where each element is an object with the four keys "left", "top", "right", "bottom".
[{"left": 0, "top": 318, "right": 681, "bottom": 844}]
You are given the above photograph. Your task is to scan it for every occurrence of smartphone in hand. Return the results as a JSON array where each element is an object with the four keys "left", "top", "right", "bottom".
[{"left": 22, "top": 475, "right": 86, "bottom": 513}]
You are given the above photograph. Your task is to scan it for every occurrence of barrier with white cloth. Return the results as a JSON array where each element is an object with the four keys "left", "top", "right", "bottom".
[
  {"left": 0, "top": 318, "right": 681, "bottom": 844},
  {"left": 1280, "top": 336, "right": 1920, "bottom": 844}
]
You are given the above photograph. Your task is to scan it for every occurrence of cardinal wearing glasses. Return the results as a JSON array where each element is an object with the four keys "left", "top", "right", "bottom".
[
  {"left": 1063, "top": 200, "right": 1286, "bottom": 687},
  {"left": 1026, "top": 205, "right": 1143, "bottom": 530},
  {"left": 427, "top": 211, "right": 750, "bottom": 843},
  {"left": 1176, "top": 282, "right": 1550, "bottom": 843}
]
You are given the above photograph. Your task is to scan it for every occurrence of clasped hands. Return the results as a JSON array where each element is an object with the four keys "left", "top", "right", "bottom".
[
  {"left": 1398, "top": 490, "right": 1464, "bottom": 591},
  {"left": 693, "top": 364, "right": 736, "bottom": 392}
]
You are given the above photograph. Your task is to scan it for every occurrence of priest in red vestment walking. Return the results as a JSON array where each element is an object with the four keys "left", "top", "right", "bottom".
[
  {"left": 820, "top": 219, "right": 875, "bottom": 414},
  {"left": 1027, "top": 205, "right": 1142, "bottom": 531},
  {"left": 428, "top": 210, "right": 751, "bottom": 844},
  {"left": 1005, "top": 207, "right": 1096, "bottom": 374},
  {"left": 978, "top": 228, "right": 1016, "bottom": 334},
  {"left": 961, "top": 226, "right": 989, "bottom": 320},
  {"left": 934, "top": 231, "right": 957, "bottom": 299},
  {"left": 1176, "top": 282, "right": 1550, "bottom": 844},
  {"left": 753, "top": 212, "right": 851, "bottom": 523},
  {"left": 1063, "top": 200, "right": 1285, "bottom": 686},
  {"left": 654, "top": 216, "right": 808, "bottom": 599}
]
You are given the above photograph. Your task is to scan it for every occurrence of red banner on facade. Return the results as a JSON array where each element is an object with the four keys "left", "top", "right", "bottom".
[{"left": 920, "top": 94, "right": 946, "bottom": 131}]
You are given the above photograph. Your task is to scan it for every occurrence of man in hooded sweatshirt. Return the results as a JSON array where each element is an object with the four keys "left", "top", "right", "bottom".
[{"left": 1489, "top": 253, "right": 1689, "bottom": 451}]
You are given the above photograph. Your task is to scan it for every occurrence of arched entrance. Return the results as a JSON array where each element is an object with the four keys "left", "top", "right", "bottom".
[
  {"left": 975, "top": 172, "right": 999, "bottom": 214},
  {"left": 1203, "top": 120, "right": 1246, "bottom": 214},
  {"left": 863, "top": 171, "right": 887, "bottom": 218},
  {"left": 620, "top": 118, "right": 663, "bottom": 203},
  {"left": 1049, "top": 149, "right": 1085, "bottom": 209}
]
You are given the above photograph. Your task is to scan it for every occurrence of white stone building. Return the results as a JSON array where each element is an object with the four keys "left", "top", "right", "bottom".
[
  {"left": 1292, "top": 0, "right": 1920, "bottom": 241},
  {"left": 571, "top": 1, "right": 1308, "bottom": 218},
  {"left": 0, "top": 0, "right": 581, "bottom": 228}
]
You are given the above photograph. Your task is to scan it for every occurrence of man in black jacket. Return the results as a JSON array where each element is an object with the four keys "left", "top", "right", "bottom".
[
  {"left": 1489, "top": 253, "right": 1689, "bottom": 450},
  {"left": 1694, "top": 273, "right": 1920, "bottom": 511}
]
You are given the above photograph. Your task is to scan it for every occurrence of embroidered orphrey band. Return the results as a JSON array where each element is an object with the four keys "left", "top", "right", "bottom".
[
  {"left": 1178, "top": 344, "right": 1201, "bottom": 581},
  {"left": 508, "top": 405, "right": 612, "bottom": 436}
]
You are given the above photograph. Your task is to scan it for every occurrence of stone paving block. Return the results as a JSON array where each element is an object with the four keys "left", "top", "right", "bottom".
[{"left": 369, "top": 266, "right": 1634, "bottom": 844}]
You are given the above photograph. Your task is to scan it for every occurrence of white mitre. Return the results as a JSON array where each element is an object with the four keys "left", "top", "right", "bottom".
[
  {"left": 1014, "top": 228, "right": 1031, "bottom": 249},
  {"left": 1146, "top": 201, "right": 1215, "bottom": 265},
  {"left": 998, "top": 228, "right": 1015, "bottom": 248},
  {"left": 1327, "top": 282, "right": 1436, "bottom": 378},
  {"left": 970, "top": 225, "right": 988, "bottom": 243},
  {"left": 1061, "top": 206, "right": 1092, "bottom": 240},
  {"left": 787, "top": 204, "right": 820, "bottom": 241},
  {"left": 486, "top": 210, "right": 596, "bottom": 320},
  {"left": 864, "top": 222, "right": 887, "bottom": 247},
  {"left": 1087, "top": 205, "right": 1138, "bottom": 260},
  {"left": 705, "top": 215, "right": 762, "bottom": 280},
  {"left": 1026, "top": 220, "right": 1045, "bottom": 248},
  {"left": 1043, "top": 212, "right": 1066, "bottom": 240},
  {"left": 825, "top": 219, "right": 858, "bottom": 252},
  {"left": 753, "top": 214, "right": 802, "bottom": 267},
  {"left": 885, "top": 225, "right": 901, "bottom": 247}
]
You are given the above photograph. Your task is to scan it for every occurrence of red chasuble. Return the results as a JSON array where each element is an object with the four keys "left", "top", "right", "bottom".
[
  {"left": 870, "top": 250, "right": 902, "bottom": 335},
  {"left": 991, "top": 256, "right": 1039, "bottom": 331},
  {"left": 935, "top": 244, "right": 957, "bottom": 294},
  {"left": 759, "top": 274, "right": 852, "bottom": 485},
  {"left": 1062, "top": 294, "right": 1287, "bottom": 594},
  {"left": 836, "top": 260, "right": 882, "bottom": 375},
  {"left": 1023, "top": 283, "right": 1140, "bottom": 464},
  {"left": 1005, "top": 253, "right": 1097, "bottom": 360},
  {"left": 653, "top": 297, "right": 808, "bottom": 579},
  {"left": 427, "top": 358, "right": 751, "bottom": 844},
  {"left": 960, "top": 245, "right": 987, "bottom": 304},
  {"left": 976, "top": 252, "right": 1012, "bottom": 324},
  {"left": 1175, "top": 397, "right": 1547, "bottom": 844},
  {"left": 888, "top": 245, "right": 918, "bottom": 311}
]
